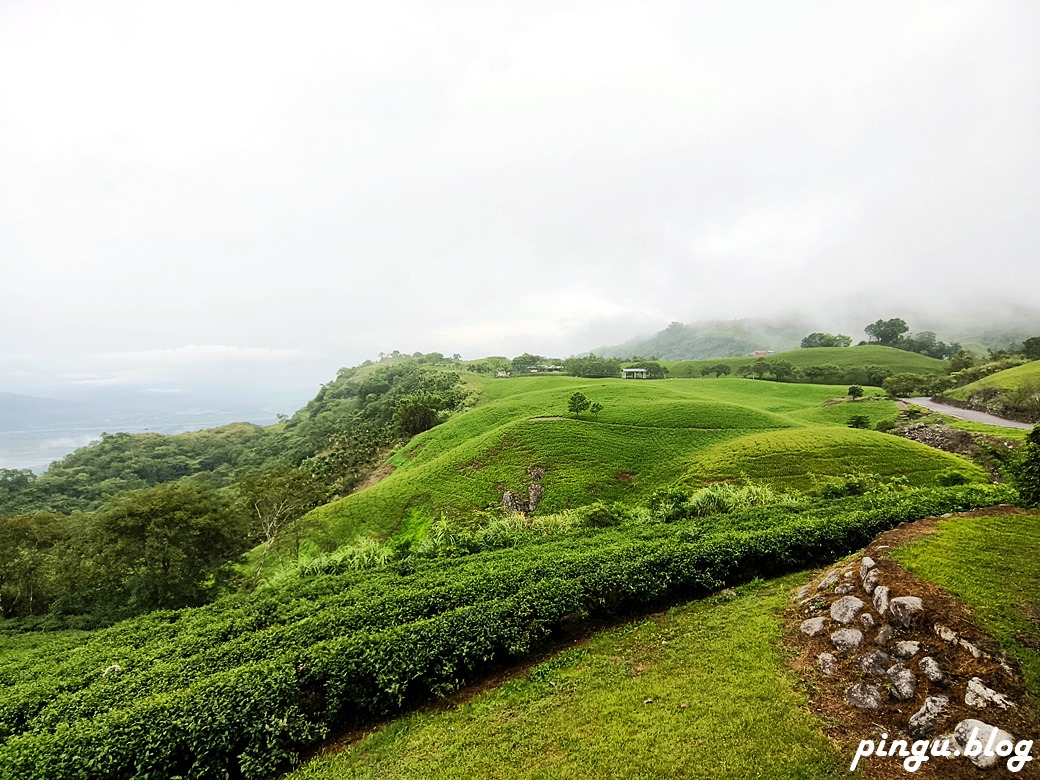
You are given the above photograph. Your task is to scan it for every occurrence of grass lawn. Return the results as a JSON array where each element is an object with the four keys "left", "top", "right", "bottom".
[
  {"left": 890, "top": 508, "right": 1040, "bottom": 707},
  {"left": 288, "top": 576, "right": 849, "bottom": 780}
]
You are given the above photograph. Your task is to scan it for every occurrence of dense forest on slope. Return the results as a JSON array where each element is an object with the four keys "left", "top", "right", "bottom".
[{"left": 0, "top": 359, "right": 469, "bottom": 623}]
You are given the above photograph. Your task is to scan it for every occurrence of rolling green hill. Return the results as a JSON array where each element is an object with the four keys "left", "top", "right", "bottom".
[
  {"left": 301, "top": 374, "right": 984, "bottom": 553},
  {"left": 944, "top": 359, "right": 1040, "bottom": 399},
  {"left": 662, "top": 344, "right": 947, "bottom": 379},
  {"left": 941, "top": 360, "right": 1040, "bottom": 421}
]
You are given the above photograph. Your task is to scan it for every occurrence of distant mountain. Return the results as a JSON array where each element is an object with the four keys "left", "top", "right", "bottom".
[{"left": 588, "top": 317, "right": 813, "bottom": 361}]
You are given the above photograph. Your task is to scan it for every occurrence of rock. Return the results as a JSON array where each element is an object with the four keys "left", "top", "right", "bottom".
[
  {"left": 891, "top": 640, "right": 921, "bottom": 660},
  {"left": 862, "top": 568, "right": 880, "bottom": 596},
  {"left": 845, "top": 683, "right": 882, "bottom": 709},
  {"left": 908, "top": 696, "right": 949, "bottom": 738},
  {"left": 800, "top": 617, "right": 828, "bottom": 637},
  {"left": 919, "top": 656, "right": 947, "bottom": 685},
  {"left": 959, "top": 637, "right": 985, "bottom": 659},
  {"left": 800, "top": 595, "right": 826, "bottom": 612},
  {"left": 816, "top": 652, "right": 837, "bottom": 676},
  {"left": 860, "top": 556, "right": 876, "bottom": 580},
  {"left": 859, "top": 612, "right": 875, "bottom": 630},
  {"left": 954, "top": 719, "right": 1016, "bottom": 769},
  {"left": 831, "top": 628, "right": 864, "bottom": 654},
  {"left": 817, "top": 570, "right": 840, "bottom": 591},
  {"left": 887, "top": 663, "right": 917, "bottom": 701},
  {"left": 793, "top": 585, "right": 810, "bottom": 602},
  {"left": 830, "top": 596, "right": 865, "bottom": 625},
  {"left": 854, "top": 649, "right": 891, "bottom": 676},
  {"left": 934, "top": 623, "right": 958, "bottom": 643},
  {"left": 872, "top": 585, "right": 890, "bottom": 615},
  {"left": 964, "top": 677, "right": 1014, "bottom": 709},
  {"left": 889, "top": 596, "right": 925, "bottom": 628},
  {"left": 875, "top": 625, "right": 893, "bottom": 647},
  {"left": 834, "top": 581, "right": 856, "bottom": 596}
]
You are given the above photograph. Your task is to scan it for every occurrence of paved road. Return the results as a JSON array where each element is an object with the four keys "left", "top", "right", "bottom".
[{"left": 903, "top": 398, "right": 1034, "bottom": 430}]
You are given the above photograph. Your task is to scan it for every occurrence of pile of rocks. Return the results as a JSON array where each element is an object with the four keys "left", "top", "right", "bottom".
[{"left": 795, "top": 553, "right": 1027, "bottom": 771}]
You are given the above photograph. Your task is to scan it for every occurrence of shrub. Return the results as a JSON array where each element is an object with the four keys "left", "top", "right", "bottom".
[{"left": 1009, "top": 424, "right": 1040, "bottom": 507}]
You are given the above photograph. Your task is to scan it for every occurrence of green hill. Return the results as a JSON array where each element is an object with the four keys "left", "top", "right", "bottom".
[
  {"left": 942, "top": 360, "right": 1040, "bottom": 421},
  {"left": 663, "top": 344, "right": 947, "bottom": 380},
  {"left": 302, "top": 374, "right": 984, "bottom": 552},
  {"left": 945, "top": 359, "right": 1040, "bottom": 399}
]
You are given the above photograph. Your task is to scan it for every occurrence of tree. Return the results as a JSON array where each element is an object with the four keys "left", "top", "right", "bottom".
[
  {"left": 238, "top": 466, "right": 328, "bottom": 583},
  {"left": 568, "top": 392, "right": 590, "bottom": 417},
  {"left": 1022, "top": 337, "right": 1040, "bottom": 361},
  {"left": 848, "top": 414, "right": 871, "bottom": 429},
  {"left": 0, "top": 511, "right": 67, "bottom": 618},
  {"left": 511, "top": 353, "right": 544, "bottom": 373},
  {"left": 1010, "top": 424, "right": 1040, "bottom": 507},
  {"left": 800, "top": 333, "right": 852, "bottom": 349},
  {"left": 863, "top": 365, "right": 893, "bottom": 387},
  {"left": 701, "top": 363, "right": 731, "bottom": 378},
  {"left": 87, "top": 480, "right": 249, "bottom": 614},
  {"left": 848, "top": 385, "right": 864, "bottom": 400},
  {"left": 803, "top": 364, "right": 841, "bottom": 384},
  {"left": 768, "top": 359, "right": 796, "bottom": 382},
  {"left": 590, "top": 402, "right": 603, "bottom": 418},
  {"left": 392, "top": 392, "right": 441, "bottom": 436},
  {"left": 864, "top": 318, "right": 909, "bottom": 346},
  {"left": 949, "top": 349, "right": 977, "bottom": 372}
]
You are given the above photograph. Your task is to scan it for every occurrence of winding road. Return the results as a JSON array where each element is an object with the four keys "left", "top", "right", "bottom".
[{"left": 903, "top": 398, "right": 1034, "bottom": 430}]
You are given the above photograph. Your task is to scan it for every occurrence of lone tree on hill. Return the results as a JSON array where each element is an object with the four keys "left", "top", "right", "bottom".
[
  {"left": 848, "top": 385, "right": 864, "bottom": 400},
  {"left": 568, "top": 392, "right": 591, "bottom": 417},
  {"left": 801, "top": 332, "right": 852, "bottom": 349},
  {"left": 864, "top": 318, "right": 909, "bottom": 346}
]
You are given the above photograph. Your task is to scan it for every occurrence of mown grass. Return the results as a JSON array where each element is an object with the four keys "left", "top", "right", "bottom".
[
  {"left": 662, "top": 345, "right": 947, "bottom": 379},
  {"left": 890, "top": 508, "right": 1040, "bottom": 706},
  {"left": 680, "top": 427, "right": 989, "bottom": 490},
  {"left": 287, "top": 575, "right": 849, "bottom": 780},
  {"left": 302, "top": 377, "right": 986, "bottom": 554},
  {"left": 944, "top": 359, "right": 1040, "bottom": 400}
]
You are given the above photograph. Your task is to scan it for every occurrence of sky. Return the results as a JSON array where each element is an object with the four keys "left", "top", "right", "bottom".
[{"left": 2, "top": 0, "right": 1038, "bottom": 406}]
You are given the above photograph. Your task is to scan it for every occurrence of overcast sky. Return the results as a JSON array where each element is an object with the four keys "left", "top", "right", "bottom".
[{"left": 2, "top": 0, "right": 1038, "bottom": 403}]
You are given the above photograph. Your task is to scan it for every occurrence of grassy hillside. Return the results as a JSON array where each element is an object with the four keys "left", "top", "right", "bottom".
[
  {"left": 944, "top": 359, "right": 1040, "bottom": 399},
  {"left": 663, "top": 345, "right": 947, "bottom": 379},
  {"left": 681, "top": 427, "right": 987, "bottom": 490},
  {"left": 302, "top": 375, "right": 984, "bottom": 552}
]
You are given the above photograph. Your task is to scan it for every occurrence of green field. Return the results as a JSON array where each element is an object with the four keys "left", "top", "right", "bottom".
[
  {"left": 944, "top": 359, "right": 1040, "bottom": 400},
  {"left": 891, "top": 508, "right": 1040, "bottom": 705},
  {"left": 303, "top": 375, "right": 983, "bottom": 552},
  {"left": 662, "top": 345, "right": 948, "bottom": 379}
]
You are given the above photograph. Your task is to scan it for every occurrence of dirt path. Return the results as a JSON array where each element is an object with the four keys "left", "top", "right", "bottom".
[{"left": 903, "top": 397, "right": 1034, "bottom": 430}]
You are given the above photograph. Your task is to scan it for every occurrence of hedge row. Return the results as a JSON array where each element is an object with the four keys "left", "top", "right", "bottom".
[{"left": 0, "top": 484, "right": 1015, "bottom": 779}]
